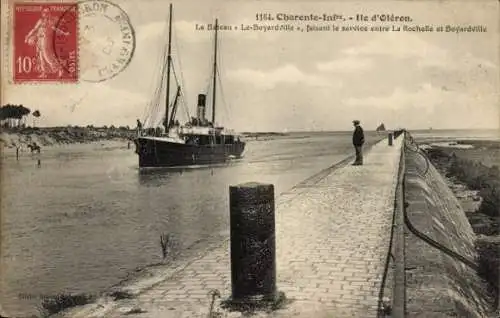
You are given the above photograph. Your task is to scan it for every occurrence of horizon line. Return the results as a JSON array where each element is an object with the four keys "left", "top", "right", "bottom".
[{"left": 4, "top": 126, "right": 499, "bottom": 133}]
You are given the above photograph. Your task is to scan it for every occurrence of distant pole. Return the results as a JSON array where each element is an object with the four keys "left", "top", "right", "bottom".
[
  {"left": 229, "top": 182, "right": 277, "bottom": 303},
  {"left": 388, "top": 132, "right": 393, "bottom": 146},
  {"left": 16, "top": 147, "right": 19, "bottom": 160}
]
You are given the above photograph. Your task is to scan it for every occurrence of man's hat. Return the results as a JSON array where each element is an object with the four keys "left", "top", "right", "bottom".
[{"left": 352, "top": 120, "right": 360, "bottom": 124}]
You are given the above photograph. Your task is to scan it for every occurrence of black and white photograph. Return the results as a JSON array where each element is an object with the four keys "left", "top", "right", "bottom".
[{"left": 0, "top": 0, "right": 499, "bottom": 317}]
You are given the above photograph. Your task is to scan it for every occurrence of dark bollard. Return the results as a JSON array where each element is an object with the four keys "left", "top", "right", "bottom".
[
  {"left": 127, "top": 141, "right": 130, "bottom": 149},
  {"left": 229, "top": 182, "right": 276, "bottom": 304},
  {"left": 16, "top": 147, "right": 19, "bottom": 160},
  {"left": 388, "top": 132, "right": 393, "bottom": 146},
  {"left": 37, "top": 159, "right": 41, "bottom": 167}
]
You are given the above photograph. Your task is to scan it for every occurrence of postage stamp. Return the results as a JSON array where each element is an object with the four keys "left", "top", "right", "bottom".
[
  {"left": 61, "top": 0, "right": 136, "bottom": 83},
  {"left": 13, "top": 2, "right": 78, "bottom": 83},
  {"left": 11, "top": 0, "right": 135, "bottom": 84}
]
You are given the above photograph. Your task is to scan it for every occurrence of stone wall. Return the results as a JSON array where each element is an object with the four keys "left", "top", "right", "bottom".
[{"left": 403, "top": 147, "right": 493, "bottom": 317}]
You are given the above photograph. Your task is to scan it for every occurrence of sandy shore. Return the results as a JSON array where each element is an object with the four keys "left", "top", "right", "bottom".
[{"left": 0, "top": 127, "right": 135, "bottom": 155}]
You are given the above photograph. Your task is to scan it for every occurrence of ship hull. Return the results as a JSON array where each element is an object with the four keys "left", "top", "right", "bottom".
[{"left": 135, "top": 137, "right": 246, "bottom": 168}]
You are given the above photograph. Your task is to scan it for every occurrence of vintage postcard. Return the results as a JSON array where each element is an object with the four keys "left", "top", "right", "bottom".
[{"left": 0, "top": 0, "right": 499, "bottom": 317}]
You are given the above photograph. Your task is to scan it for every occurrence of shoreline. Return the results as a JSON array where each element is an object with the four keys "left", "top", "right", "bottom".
[
  {"left": 0, "top": 127, "right": 135, "bottom": 149},
  {"left": 423, "top": 140, "right": 500, "bottom": 314},
  {"left": 35, "top": 232, "right": 231, "bottom": 317},
  {"left": 0, "top": 127, "right": 412, "bottom": 148}
]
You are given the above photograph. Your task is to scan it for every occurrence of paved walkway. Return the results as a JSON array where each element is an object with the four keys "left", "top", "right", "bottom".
[{"left": 67, "top": 137, "right": 403, "bottom": 318}]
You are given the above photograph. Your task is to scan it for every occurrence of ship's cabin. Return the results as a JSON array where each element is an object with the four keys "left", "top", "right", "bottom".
[
  {"left": 184, "top": 134, "right": 239, "bottom": 146},
  {"left": 180, "top": 126, "right": 242, "bottom": 146},
  {"left": 136, "top": 93, "right": 244, "bottom": 146}
]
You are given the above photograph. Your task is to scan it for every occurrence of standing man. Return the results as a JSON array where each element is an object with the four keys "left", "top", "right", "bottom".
[
  {"left": 352, "top": 120, "right": 365, "bottom": 165},
  {"left": 136, "top": 119, "right": 143, "bottom": 136}
]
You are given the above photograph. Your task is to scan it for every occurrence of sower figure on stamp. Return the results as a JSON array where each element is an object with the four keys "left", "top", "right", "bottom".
[
  {"left": 352, "top": 120, "right": 364, "bottom": 165},
  {"left": 24, "top": 8, "right": 67, "bottom": 78}
]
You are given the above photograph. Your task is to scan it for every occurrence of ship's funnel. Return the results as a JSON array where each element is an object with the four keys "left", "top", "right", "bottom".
[{"left": 197, "top": 94, "right": 206, "bottom": 120}]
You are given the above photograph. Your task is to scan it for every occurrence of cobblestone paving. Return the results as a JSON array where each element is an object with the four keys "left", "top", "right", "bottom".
[{"left": 70, "top": 138, "right": 403, "bottom": 318}]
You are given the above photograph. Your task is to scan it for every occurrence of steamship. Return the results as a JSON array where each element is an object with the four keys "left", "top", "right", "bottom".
[{"left": 134, "top": 4, "right": 245, "bottom": 168}]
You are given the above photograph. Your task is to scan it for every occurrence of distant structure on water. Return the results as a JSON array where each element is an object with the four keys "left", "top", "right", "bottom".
[{"left": 376, "top": 123, "right": 386, "bottom": 132}]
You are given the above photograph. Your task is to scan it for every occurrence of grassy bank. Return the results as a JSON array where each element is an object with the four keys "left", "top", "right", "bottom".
[
  {"left": 425, "top": 145, "right": 499, "bottom": 312},
  {"left": 433, "top": 139, "right": 500, "bottom": 168},
  {"left": 1, "top": 128, "right": 289, "bottom": 148},
  {"left": 426, "top": 146, "right": 500, "bottom": 221},
  {"left": 0, "top": 126, "right": 135, "bottom": 149}
]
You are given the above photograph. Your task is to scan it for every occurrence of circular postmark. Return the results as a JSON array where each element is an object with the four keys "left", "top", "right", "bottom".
[
  {"left": 55, "top": 0, "right": 136, "bottom": 82},
  {"left": 52, "top": 4, "right": 79, "bottom": 79}
]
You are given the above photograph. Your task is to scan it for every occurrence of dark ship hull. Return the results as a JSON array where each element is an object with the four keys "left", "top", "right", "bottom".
[{"left": 135, "top": 137, "right": 246, "bottom": 167}]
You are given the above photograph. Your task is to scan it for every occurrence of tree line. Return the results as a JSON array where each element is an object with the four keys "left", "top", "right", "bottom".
[{"left": 0, "top": 104, "right": 41, "bottom": 128}]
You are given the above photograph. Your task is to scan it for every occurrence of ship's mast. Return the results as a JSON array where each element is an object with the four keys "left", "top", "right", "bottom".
[
  {"left": 168, "top": 87, "right": 181, "bottom": 128},
  {"left": 165, "top": 3, "right": 173, "bottom": 133},
  {"left": 211, "top": 19, "right": 218, "bottom": 126}
]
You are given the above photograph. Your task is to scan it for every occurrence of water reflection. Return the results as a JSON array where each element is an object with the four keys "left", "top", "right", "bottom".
[
  {"left": 137, "top": 168, "right": 179, "bottom": 186},
  {"left": 136, "top": 161, "right": 241, "bottom": 186}
]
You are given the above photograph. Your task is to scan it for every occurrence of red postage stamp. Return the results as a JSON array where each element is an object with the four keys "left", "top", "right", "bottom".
[{"left": 13, "top": 2, "right": 78, "bottom": 83}]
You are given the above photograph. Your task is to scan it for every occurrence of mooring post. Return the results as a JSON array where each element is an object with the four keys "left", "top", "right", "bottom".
[
  {"left": 388, "top": 132, "right": 393, "bottom": 146},
  {"left": 229, "top": 182, "right": 276, "bottom": 304}
]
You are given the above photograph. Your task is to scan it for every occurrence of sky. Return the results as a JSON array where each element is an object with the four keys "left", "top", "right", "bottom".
[{"left": 1, "top": 0, "right": 499, "bottom": 132}]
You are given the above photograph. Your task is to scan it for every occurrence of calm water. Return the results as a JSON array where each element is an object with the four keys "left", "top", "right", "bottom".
[
  {"left": 1, "top": 131, "right": 382, "bottom": 317},
  {"left": 411, "top": 128, "right": 500, "bottom": 141}
]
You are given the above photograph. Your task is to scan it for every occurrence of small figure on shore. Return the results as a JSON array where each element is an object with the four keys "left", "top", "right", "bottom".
[{"left": 352, "top": 120, "right": 364, "bottom": 165}]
